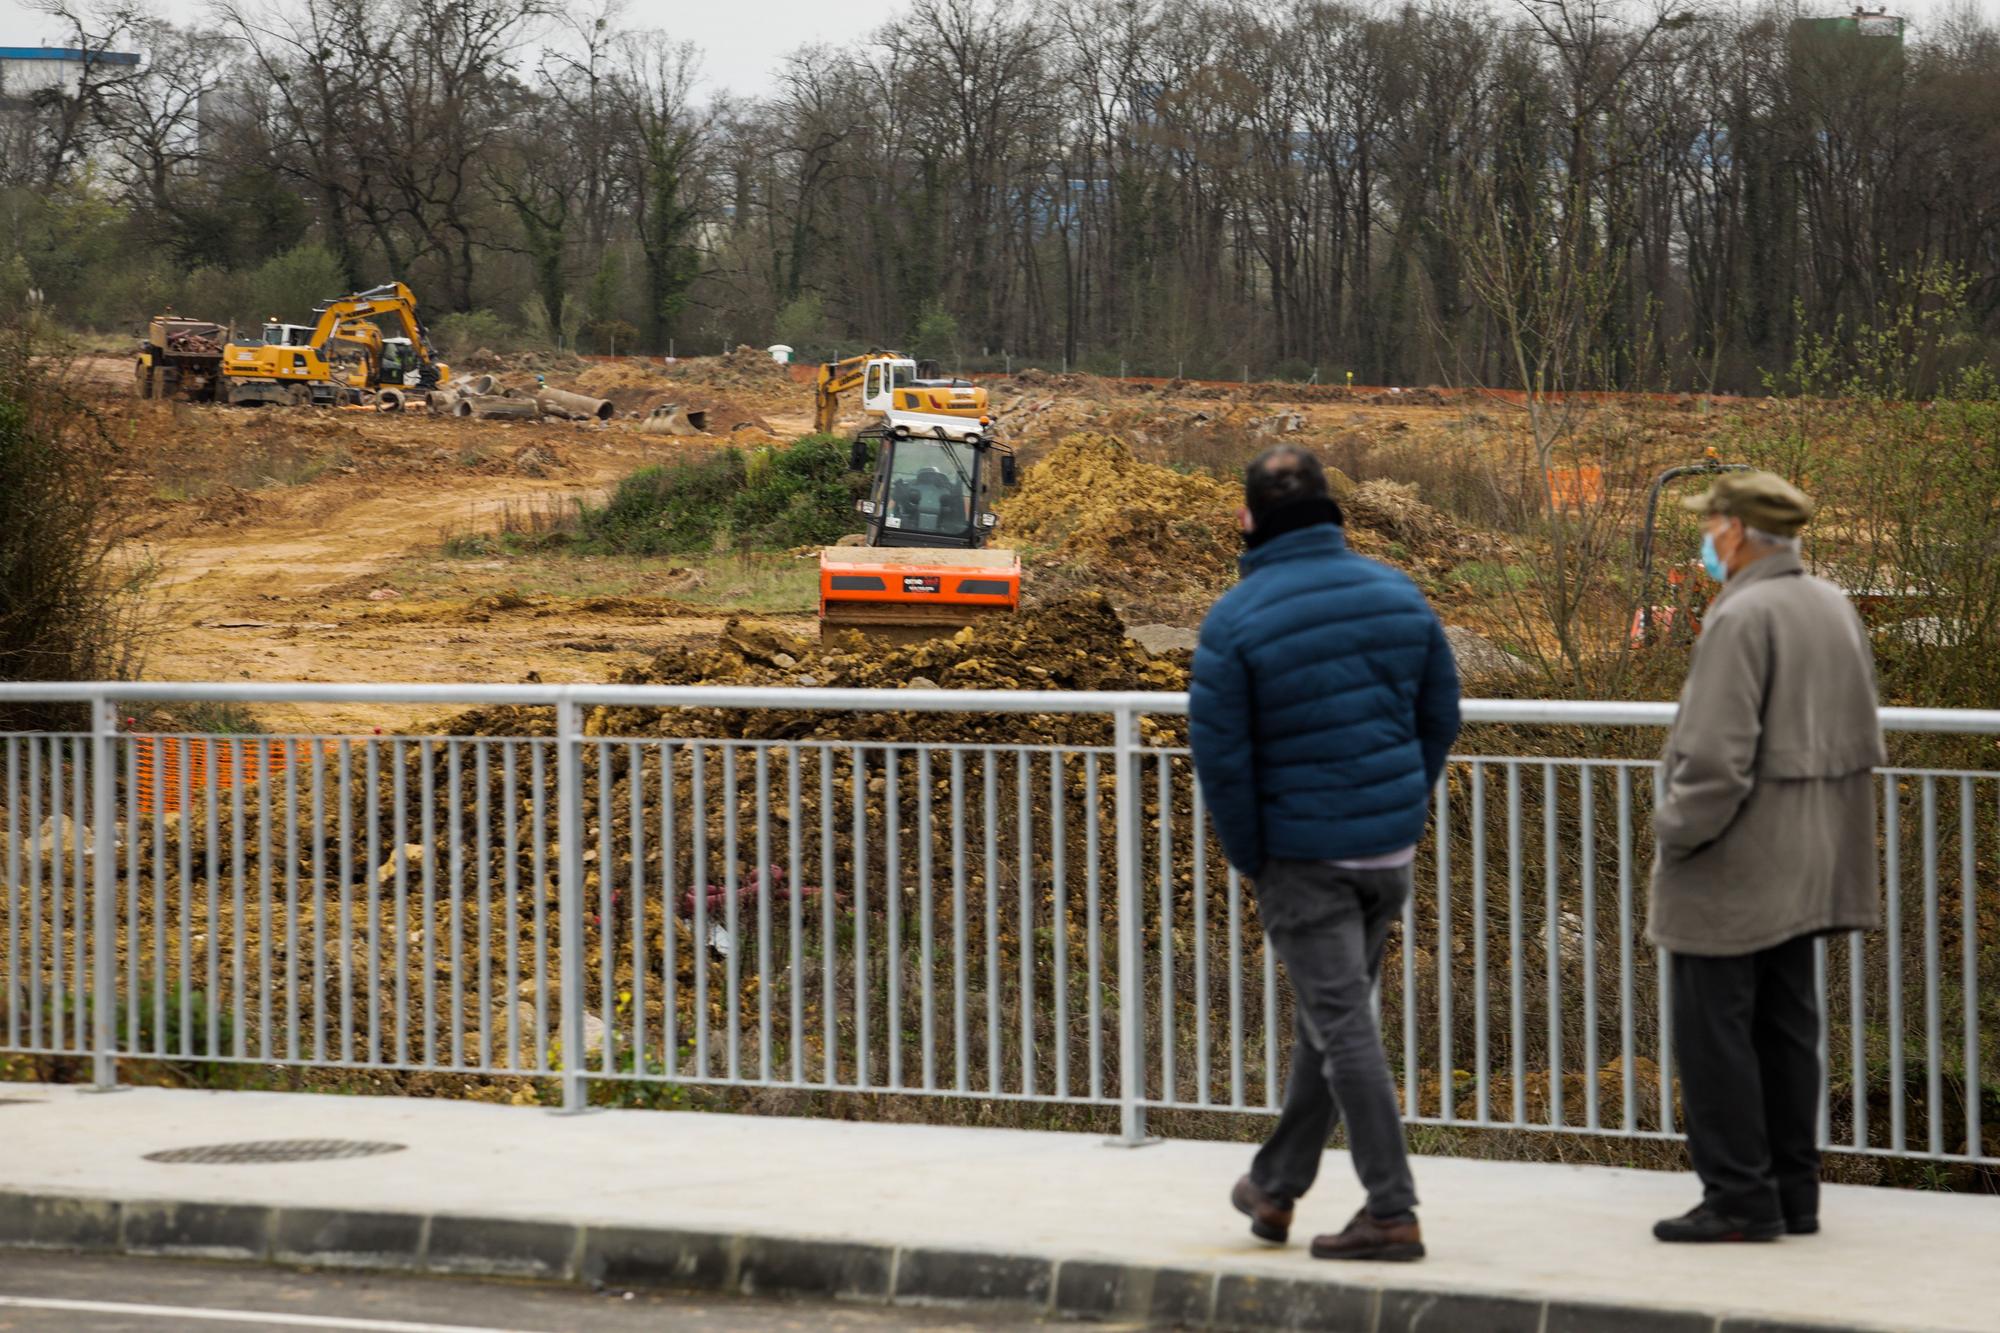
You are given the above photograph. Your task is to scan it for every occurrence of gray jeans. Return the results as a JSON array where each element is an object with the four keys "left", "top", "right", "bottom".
[{"left": 1248, "top": 858, "right": 1419, "bottom": 1219}]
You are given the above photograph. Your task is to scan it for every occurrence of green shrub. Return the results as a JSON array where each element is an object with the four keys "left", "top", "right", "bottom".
[
  {"left": 576, "top": 436, "right": 862, "bottom": 555},
  {"left": 773, "top": 292, "right": 828, "bottom": 350},
  {"left": 434, "top": 309, "right": 517, "bottom": 359},
  {"left": 240, "top": 245, "right": 347, "bottom": 326},
  {"left": 580, "top": 451, "right": 745, "bottom": 554},
  {"left": 910, "top": 304, "right": 960, "bottom": 363},
  {"left": 0, "top": 325, "right": 147, "bottom": 729},
  {"left": 726, "top": 436, "right": 864, "bottom": 549}
]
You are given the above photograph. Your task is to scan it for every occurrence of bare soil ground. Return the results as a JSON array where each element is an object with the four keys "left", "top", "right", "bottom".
[{"left": 76, "top": 354, "right": 815, "bottom": 733}]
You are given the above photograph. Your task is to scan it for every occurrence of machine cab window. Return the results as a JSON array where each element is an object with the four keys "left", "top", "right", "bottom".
[{"left": 881, "top": 439, "right": 974, "bottom": 542}]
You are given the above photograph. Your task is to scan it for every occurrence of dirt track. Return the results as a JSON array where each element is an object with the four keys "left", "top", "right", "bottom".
[{"left": 122, "top": 421, "right": 754, "bottom": 734}]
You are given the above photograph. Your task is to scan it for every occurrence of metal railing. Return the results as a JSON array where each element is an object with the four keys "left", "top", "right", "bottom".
[{"left": 0, "top": 682, "right": 1993, "bottom": 1167}]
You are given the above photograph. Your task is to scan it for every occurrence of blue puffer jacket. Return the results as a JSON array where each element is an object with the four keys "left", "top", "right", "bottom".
[{"left": 1189, "top": 522, "right": 1462, "bottom": 877}]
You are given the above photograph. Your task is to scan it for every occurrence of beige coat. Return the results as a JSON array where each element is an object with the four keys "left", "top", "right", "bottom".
[{"left": 1648, "top": 549, "right": 1885, "bottom": 957}]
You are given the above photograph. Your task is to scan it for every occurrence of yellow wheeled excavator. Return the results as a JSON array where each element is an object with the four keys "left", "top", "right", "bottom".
[
  {"left": 812, "top": 352, "right": 1021, "bottom": 642},
  {"left": 218, "top": 281, "right": 450, "bottom": 406}
]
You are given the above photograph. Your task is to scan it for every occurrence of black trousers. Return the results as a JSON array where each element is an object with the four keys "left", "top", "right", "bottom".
[
  {"left": 1248, "top": 859, "right": 1418, "bottom": 1219},
  {"left": 1671, "top": 933, "right": 1822, "bottom": 1225}
]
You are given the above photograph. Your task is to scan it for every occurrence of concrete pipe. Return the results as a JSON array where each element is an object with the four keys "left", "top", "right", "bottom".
[
  {"left": 458, "top": 373, "right": 496, "bottom": 396},
  {"left": 452, "top": 396, "right": 476, "bottom": 419},
  {"left": 536, "top": 388, "right": 616, "bottom": 421},
  {"left": 464, "top": 394, "right": 538, "bottom": 421},
  {"left": 637, "top": 403, "right": 710, "bottom": 436},
  {"left": 376, "top": 388, "right": 406, "bottom": 413}
]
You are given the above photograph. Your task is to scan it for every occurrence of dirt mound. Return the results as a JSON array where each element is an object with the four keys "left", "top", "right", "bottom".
[
  {"left": 509, "top": 443, "right": 566, "bottom": 477},
  {"left": 1344, "top": 479, "right": 1475, "bottom": 558},
  {"left": 571, "top": 360, "right": 669, "bottom": 411},
  {"left": 1361, "top": 386, "right": 1450, "bottom": 407},
  {"left": 1012, "top": 367, "right": 1095, "bottom": 393},
  {"left": 990, "top": 393, "right": 1116, "bottom": 447},
  {"left": 667, "top": 345, "right": 793, "bottom": 394},
  {"left": 451, "top": 595, "right": 1185, "bottom": 748},
  {"left": 997, "top": 433, "right": 1239, "bottom": 597}
]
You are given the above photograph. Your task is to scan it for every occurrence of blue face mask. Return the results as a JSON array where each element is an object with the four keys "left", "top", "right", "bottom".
[{"left": 1700, "top": 531, "right": 1729, "bottom": 583}]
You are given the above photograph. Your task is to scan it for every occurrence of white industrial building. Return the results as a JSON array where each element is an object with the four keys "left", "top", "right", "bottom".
[{"left": 0, "top": 43, "right": 139, "bottom": 104}]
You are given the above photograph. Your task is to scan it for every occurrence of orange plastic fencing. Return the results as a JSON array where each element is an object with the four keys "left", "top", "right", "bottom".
[
  {"left": 1546, "top": 465, "right": 1606, "bottom": 510},
  {"left": 129, "top": 736, "right": 329, "bottom": 816}
]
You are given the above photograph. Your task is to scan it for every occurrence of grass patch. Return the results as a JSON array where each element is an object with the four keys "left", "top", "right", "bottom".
[
  {"left": 439, "top": 436, "right": 865, "bottom": 560},
  {"left": 385, "top": 548, "right": 821, "bottom": 616},
  {"left": 674, "top": 555, "right": 818, "bottom": 613},
  {"left": 134, "top": 700, "right": 266, "bottom": 734},
  {"left": 153, "top": 437, "right": 355, "bottom": 501},
  {"left": 1452, "top": 559, "right": 1533, "bottom": 596}
]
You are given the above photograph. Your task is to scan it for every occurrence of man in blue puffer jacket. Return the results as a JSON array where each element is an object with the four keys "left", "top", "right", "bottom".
[{"left": 1191, "top": 445, "right": 1460, "bottom": 1263}]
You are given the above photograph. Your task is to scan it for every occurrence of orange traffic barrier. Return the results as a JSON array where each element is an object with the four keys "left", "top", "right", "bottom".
[
  {"left": 129, "top": 736, "right": 328, "bottom": 816},
  {"left": 1547, "top": 465, "right": 1605, "bottom": 510}
]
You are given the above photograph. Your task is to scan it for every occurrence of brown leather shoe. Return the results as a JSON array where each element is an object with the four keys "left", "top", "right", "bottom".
[
  {"left": 1231, "top": 1175, "right": 1294, "bottom": 1244},
  {"left": 1310, "top": 1206, "right": 1425, "bottom": 1262}
]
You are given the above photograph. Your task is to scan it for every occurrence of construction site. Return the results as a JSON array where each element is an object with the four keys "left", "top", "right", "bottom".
[{"left": 95, "top": 298, "right": 1753, "bottom": 736}]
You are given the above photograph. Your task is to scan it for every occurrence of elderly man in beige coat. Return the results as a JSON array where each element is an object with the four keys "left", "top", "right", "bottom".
[{"left": 1649, "top": 471, "right": 1884, "bottom": 1245}]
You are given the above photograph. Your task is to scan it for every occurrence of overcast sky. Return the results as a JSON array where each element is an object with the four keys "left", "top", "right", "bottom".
[
  {"left": 2, "top": 0, "right": 1996, "bottom": 99},
  {"left": 0, "top": 0, "right": 884, "bottom": 97}
]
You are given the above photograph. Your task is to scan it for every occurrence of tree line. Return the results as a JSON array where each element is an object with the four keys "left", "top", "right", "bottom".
[{"left": 3, "top": 0, "right": 1996, "bottom": 393}]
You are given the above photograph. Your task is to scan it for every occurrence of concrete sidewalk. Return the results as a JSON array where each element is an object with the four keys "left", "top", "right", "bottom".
[{"left": 0, "top": 1085, "right": 1991, "bottom": 1333}]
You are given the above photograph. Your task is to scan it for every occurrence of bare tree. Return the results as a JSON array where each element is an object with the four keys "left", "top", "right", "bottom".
[
  {"left": 611, "top": 32, "right": 705, "bottom": 349},
  {"left": 1452, "top": 0, "right": 1698, "bottom": 685},
  {"left": 23, "top": 1, "right": 150, "bottom": 189}
]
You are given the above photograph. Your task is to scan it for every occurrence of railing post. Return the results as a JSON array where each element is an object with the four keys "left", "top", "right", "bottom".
[
  {"left": 90, "top": 695, "right": 118, "bottom": 1090},
  {"left": 1110, "top": 705, "right": 1154, "bottom": 1146},
  {"left": 556, "top": 698, "right": 586, "bottom": 1113}
]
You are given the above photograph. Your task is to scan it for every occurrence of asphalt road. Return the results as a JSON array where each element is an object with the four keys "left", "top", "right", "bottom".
[{"left": 0, "top": 1253, "right": 1092, "bottom": 1332}]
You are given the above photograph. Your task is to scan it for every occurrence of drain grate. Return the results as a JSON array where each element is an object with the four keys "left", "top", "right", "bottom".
[{"left": 144, "top": 1139, "right": 406, "bottom": 1165}]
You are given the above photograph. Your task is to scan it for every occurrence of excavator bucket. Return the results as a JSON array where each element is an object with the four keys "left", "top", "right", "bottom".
[{"left": 818, "top": 546, "right": 1020, "bottom": 644}]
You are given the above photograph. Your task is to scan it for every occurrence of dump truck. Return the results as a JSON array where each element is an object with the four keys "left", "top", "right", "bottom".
[
  {"left": 134, "top": 313, "right": 226, "bottom": 402},
  {"left": 814, "top": 352, "right": 1020, "bottom": 641}
]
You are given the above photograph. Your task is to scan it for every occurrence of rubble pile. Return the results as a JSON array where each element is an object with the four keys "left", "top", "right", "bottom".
[
  {"left": 1344, "top": 478, "right": 1484, "bottom": 563},
  {"left": 455, "top": 595, "right": 1188, "bottom": 749},
  {"left": 572, "top": 360, "right": 672, "bottom": 411},
  {"left": 997, "top": 433, "right": 1240, "bottom": 600},
  {"left": 666, "top": 345, "right": 794, "bottom": 394}
]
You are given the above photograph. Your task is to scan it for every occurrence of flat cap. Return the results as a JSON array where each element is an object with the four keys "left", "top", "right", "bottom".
[{"left": 1680, "top": 469, "right": 1813, "bottom": 537}]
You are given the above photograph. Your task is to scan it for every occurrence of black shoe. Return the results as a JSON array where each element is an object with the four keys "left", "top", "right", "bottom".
[
  {"left": 1231, "top": 1175, "right": 1294, "bottom": 1245},
  {"left": 1785, "top": 1215, "right": 1819, "bottom": 1236},
  {"left": 1653, "top": 1203, "right": 1782, "bottom": 1243}
]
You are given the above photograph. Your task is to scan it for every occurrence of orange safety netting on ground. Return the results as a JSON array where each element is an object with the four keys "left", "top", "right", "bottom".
[{"left": 129, "top": 736, "right": 329, "bottom": 815}]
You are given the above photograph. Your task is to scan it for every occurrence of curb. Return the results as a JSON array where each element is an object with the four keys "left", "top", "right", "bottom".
[{"left": 0, "top": 1190, "right": 1890, "bottom": 1332}]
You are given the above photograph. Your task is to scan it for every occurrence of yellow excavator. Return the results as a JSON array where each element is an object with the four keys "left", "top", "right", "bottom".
[
  {"left": 219, "top": 281, "right": 450, "bottom": 406},
  {"left": 813, "top": 352, "right": 1021, "bottom": 642}
]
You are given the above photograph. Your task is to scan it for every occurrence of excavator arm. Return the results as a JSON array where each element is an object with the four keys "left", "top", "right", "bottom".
[
  {"left": 814, "top": 349, "right": 915, "bottom": 435},
  {"left": 307, "top": 283, "right": 449, "bottom": 388},
  {"left": 814, "top": 353, "right": 874, "bottom": 435}
]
